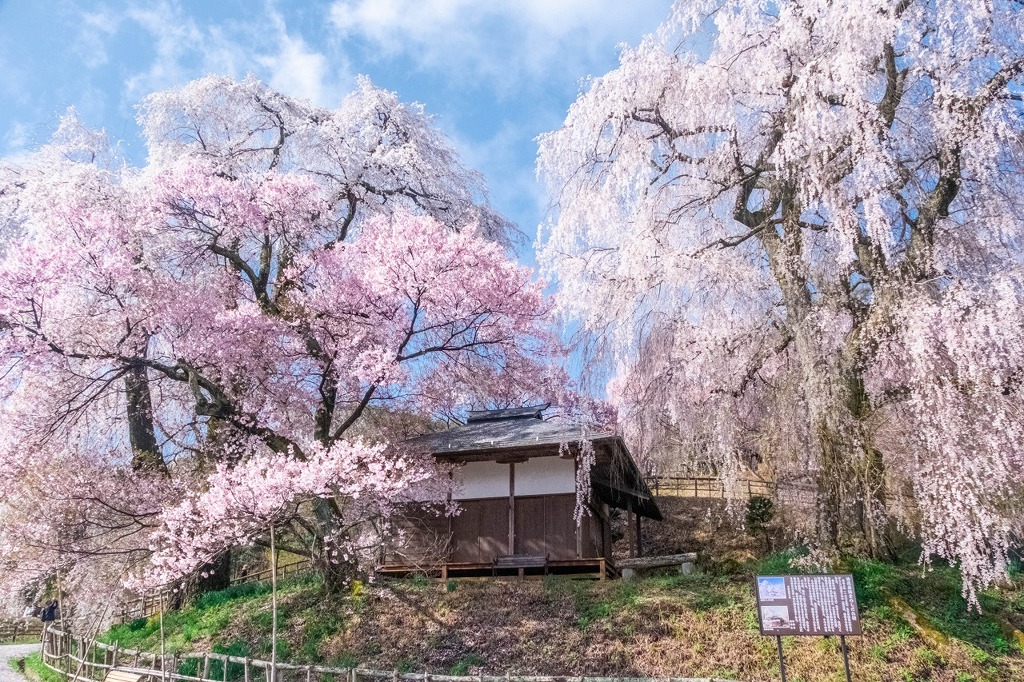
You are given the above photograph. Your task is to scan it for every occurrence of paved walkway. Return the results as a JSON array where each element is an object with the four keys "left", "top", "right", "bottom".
[{"left": 0, "top": 643, "right": 39, "bottom": 682}]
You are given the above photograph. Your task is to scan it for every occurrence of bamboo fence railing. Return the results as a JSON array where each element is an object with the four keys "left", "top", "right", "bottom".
[
  {"left": 644, "top": 476, "right": 817, "bottom": 506},
  {"left": 228, "top": 560, "right": 311, "bottom": 587},
  {"left": 39, "top": 626, "right": 735, "bottom": 682},
  {"left": 0, "top": 619, "right": 43, "bottom": 642},
  {"left": 116, "top": 562, "right": 312, "bottom": 623}
]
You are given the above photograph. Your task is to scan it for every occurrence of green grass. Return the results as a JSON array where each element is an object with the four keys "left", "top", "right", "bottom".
[
  {"left": 89, "top": 550, "right": 1023, "bottom": 679},
  {"left": 847, "top": 556, "right": 1017, "bottom": 655},
  {"left": 20, "top": 652, "right": 65, "bottom": 682},
  {"left": 448, "top": 654, "right": 485, "bottom": 676},
  {"left": 743, "top": 549, "right": 1024, "bottom": 659},
  {"left": 561, "top": 569, "right": 747, "bottom": 630},
  {"left": 100, "top": 574, "right": 320, "bottom": 655}
]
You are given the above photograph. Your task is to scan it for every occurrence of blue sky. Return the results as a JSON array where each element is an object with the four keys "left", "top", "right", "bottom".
[{"left": 0, "top": 0, "right": 673, "bottom": 260}]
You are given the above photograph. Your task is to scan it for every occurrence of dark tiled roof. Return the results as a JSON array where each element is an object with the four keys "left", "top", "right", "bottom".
[
  {"left": 466, "top": 404, "right": 549, "bottom": 423},
  {"left": 405, "top": 415, "right": 615, "bottom": 455}
]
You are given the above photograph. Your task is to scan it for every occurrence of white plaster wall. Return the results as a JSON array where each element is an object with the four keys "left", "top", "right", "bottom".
[
  {"left": 452, "top": 461, "right": 510, "bottom": 500},
  {"left": 515, "top": 456, "right": 576, "bottom": 495}
]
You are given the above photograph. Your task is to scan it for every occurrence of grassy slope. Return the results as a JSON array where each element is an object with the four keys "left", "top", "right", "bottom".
[
  {"left": 18, "top": 652, "right": 65, "bottom": 682},
  {"left": 98, "top": 556, "right": 1024, "bottom": 682}
]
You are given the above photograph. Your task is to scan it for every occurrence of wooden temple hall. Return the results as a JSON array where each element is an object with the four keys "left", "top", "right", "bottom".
[{"left": 376, "top": 405, "right": 662, "bottom": 579}]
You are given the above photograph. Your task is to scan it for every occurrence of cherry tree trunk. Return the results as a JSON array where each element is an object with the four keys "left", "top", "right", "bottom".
[
  {"left": 309, "top": 498, "right": 356, "bottom": 593},
  {"left": 195, "top": 553, "right": 232, "bottom": 593},
  {"left": 125, "top": 364, "right": 166, "bottom": 474}
]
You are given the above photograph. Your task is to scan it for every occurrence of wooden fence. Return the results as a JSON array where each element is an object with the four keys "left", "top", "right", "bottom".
[
  {"left": 645, "top": 476, "right": 817, "bottom": 506},
  {"left": 228, "top": 560, "right": 311, "bottom": 587},
  {"left": 39, "top": 626, "right": 733, "bottom": 682},
  {"left": 0, "top": 619, "right": 43, "bottom": 642},
  {"left": 116, "top": 561, "right": 312, "bottom": 623}
]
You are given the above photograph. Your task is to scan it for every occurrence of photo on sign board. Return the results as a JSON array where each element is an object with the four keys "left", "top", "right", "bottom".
[
  {"left": 760, "top": 605, "right": 794, "bottom": 631},
  {"left": 757, "top": 576, "right": 787, "bottom": 601}
]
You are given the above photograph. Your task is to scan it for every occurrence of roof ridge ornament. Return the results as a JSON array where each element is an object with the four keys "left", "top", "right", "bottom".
[{"left": 465, "top": 403, "right": 550, "bottom": 423}]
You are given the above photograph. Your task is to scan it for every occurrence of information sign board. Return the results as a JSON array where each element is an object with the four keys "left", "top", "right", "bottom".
[{"left": 754, "top": 574, "right": 861, "bottom": 636}]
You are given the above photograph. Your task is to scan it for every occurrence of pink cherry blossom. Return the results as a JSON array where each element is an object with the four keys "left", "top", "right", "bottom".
[{"left": 0, "top": 76, "right": 562, "bottom": 615}]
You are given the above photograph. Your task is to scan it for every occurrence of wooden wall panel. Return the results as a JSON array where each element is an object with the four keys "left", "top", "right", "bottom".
[
  {"left": 477, "top": 497, "right": 510, "bottom": 561},
  {"left": 451, "top": 498, "right": 510, "bottom": 563},
  {"left": 580, "top": 512, "right": 603, "bottom": 559},
  {"left": 542, "top": 494, "right": 578, "bottom": 560},
  {"left": 384, "top": 505, "right": 451, "bottom": 565},
  {"left": 393, "top": 493, "right": 607, "bottom": 566},
  {"left": 450, "top": 503, "right": 479, "bottom": 563},
  {"left": 514, "top": 496, "right": 546, "bottom": 555}
]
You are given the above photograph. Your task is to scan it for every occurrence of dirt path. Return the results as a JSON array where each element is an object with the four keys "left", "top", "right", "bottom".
[{"left": 0, "top": 643, "right": 39, "bottom": 682}]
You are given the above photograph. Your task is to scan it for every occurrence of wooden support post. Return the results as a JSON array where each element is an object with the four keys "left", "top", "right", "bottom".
[
  {"left": 508, "top": 463, "right": 516, "bottom": 555},
  {"left": 243, "top": 657, "right": 250, "bottom": 682},
  {"left": 630, "top": 509, "right": 638, "bottom": 557},
  {"left": 203, "top": 653, "right": 211, "bottom": 680},
  {"left": 626, "top": 507, "right": 636, "bottom": 559}
]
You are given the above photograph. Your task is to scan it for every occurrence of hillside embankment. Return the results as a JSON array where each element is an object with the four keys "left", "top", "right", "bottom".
[
  {"left": 44, "top": 499, "right": 1024, "bottom": 682},
  {"left": 91, "top": 560, "right": 1023, "bottom": 682}
]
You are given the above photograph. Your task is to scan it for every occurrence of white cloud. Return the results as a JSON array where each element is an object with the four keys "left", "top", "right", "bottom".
[
  {"left": 261, "top": 35, "right": 332, "bottom": 105},
  {"left": 74, "top": 9, "right": 122, "bottom": 69},
  {"left": 0, "top": 53, "right": 29, "bottom": 108},
  {"left": 449, "top": 120, "right": 546, "bottom": 225},
  {"left": 328, "top": 0, "right": 672, "bottom": 90},
  {"left": 122, "top": 4, "right": 202, "bottom": 96},
  {"left": 77, "top": 1, "right": 348, "bottom": 111},
  {"left": 4, "top": 121, "right": 30, "bottom": 151},
  {"left": 257, "top": 9, "right": 348, "bottom": 106}
]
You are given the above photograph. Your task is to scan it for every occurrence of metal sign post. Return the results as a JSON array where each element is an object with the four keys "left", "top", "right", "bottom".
[
  {"left": 840, "top": 634, "right": 852, "bottom": 682},
  {"left": 775, "top": 635, "right": 787, "bottom": 682},
  {"left": 754, "top": 574, "right": 861, "bottom": 681}
]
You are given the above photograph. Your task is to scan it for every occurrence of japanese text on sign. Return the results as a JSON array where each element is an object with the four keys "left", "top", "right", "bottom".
[{"left": 754, "top": 574, "right": 861, "bottom": 636}]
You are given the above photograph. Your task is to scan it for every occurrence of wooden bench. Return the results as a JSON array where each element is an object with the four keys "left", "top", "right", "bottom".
[
  {"left": 493, "top": 554, "right": 548, "bottom": 578},
  {"left": 104, "top": 669, "right": 144, "bottom": 682},
  {"left": 617, "top": 552, "right": 698, "bottom": 581}
]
